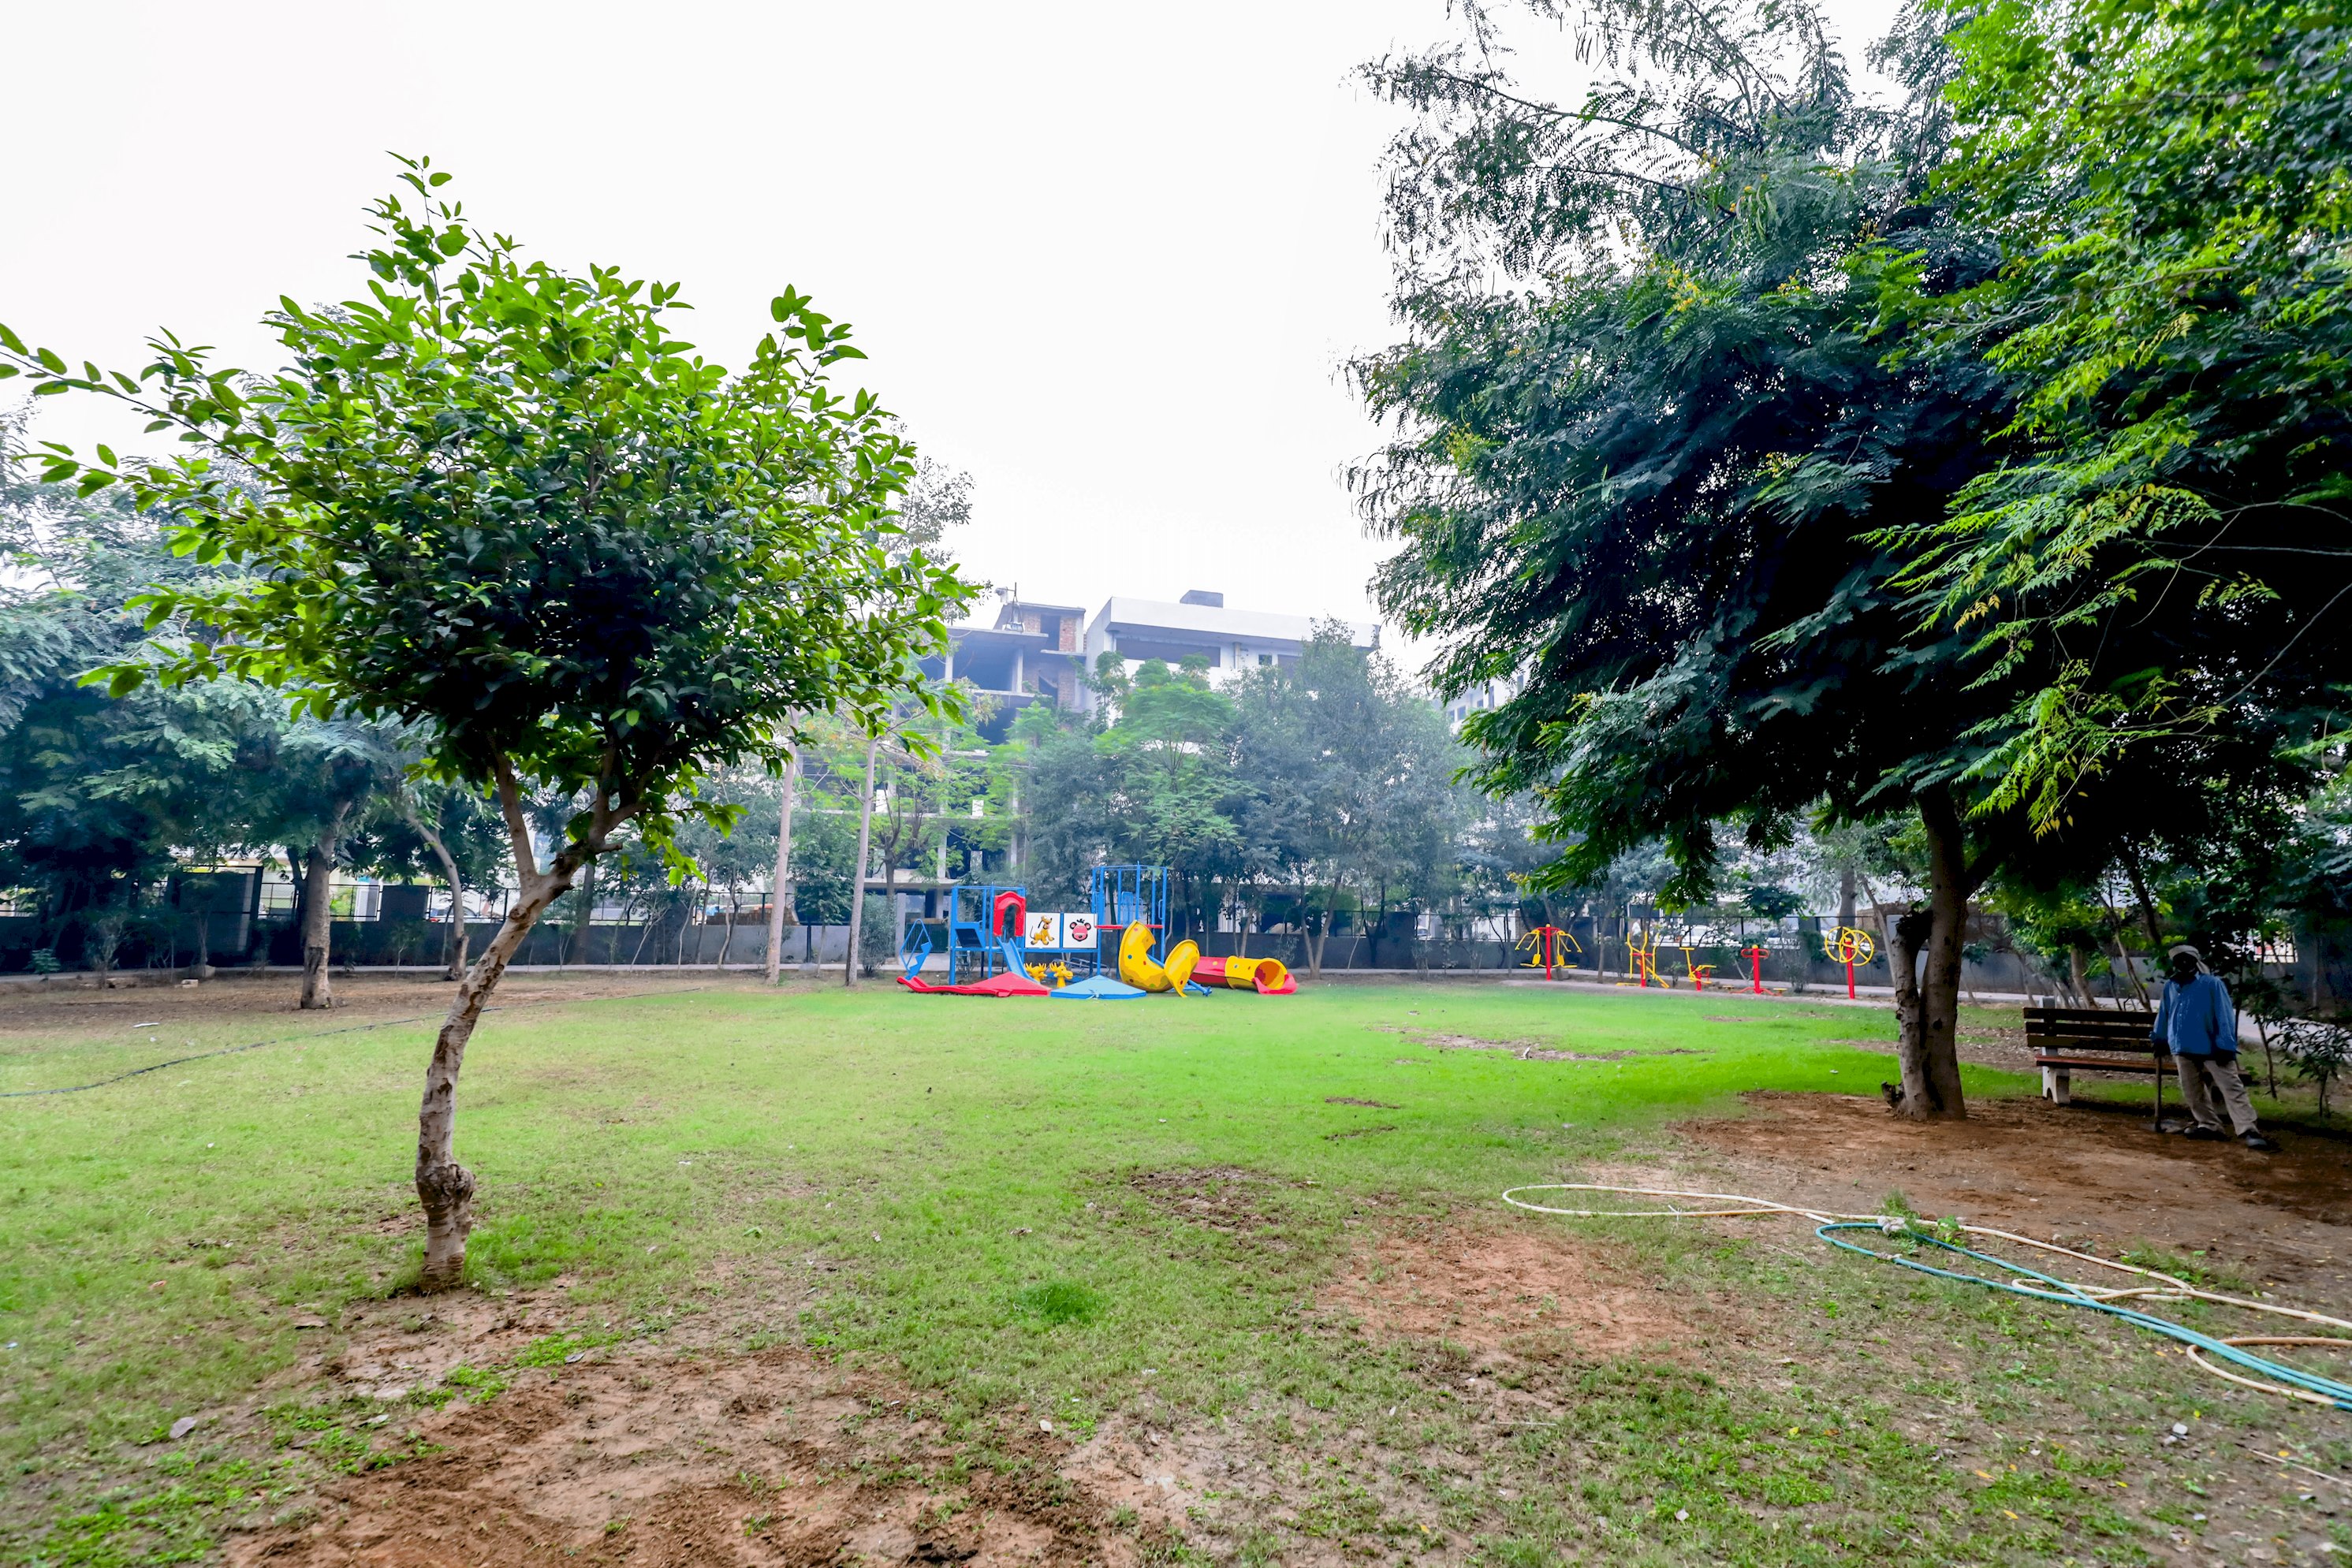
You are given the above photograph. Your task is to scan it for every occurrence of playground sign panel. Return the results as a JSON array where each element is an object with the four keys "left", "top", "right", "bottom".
[{"left": 1025, "top": 914, "right": 1098, "bottom": 950}]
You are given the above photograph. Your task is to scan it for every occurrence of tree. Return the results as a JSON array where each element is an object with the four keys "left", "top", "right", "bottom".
[
  {"left": 1350, "top": 0, "right": 2053, "bottom": 1113},
  {"left": 248, "top": 718, "right": 407, "bottom": 1005},
  {"left": 0, "top": 431, "right": 237, "bottom": 967},
  {"left": 3, "top": 158, "right": 970, "bottom": 1285},
  {"left": 1893, "top": 0, "right": 2352, "bottom": 825},
  {"left": 1232, "top": 628, "right": 1459, "bottom": 975},
  {"left": 1012, "top": 656, "right": 1249, "bottom": 925},
  {"left": 371, "top": 777, "right": 506, "bottom": 979}
]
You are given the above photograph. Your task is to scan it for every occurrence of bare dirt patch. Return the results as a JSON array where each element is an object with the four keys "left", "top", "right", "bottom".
[
  {"left": 1323, "top": 1097, "right": 1399, "bottom": 1109},
  {"left": 231, "top": 1344, "right": 1131, "bottom": 1567},
  {"left": 1676, "top": 1091, "right": 2352, "bottom": 1301},
  {"left": 1323, "top": 1220, "right": 1718, "bottom": 1363},
  {"left": 1371, "top": 1024, "right": 1644, "bottom": 1063},
  {"left": 1127, "top": 1166, "right": 1293, "bottom": 1236}
]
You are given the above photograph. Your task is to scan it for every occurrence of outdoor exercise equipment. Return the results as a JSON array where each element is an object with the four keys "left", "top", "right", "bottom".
[
  {"left": 1741, "top": 943, "right": 1770, "bottom": 994},
  {"left": 1502, "top": 1182, "right": 2352, "bottom": 1410},
  {"left": 1515, "top": 925, "right": 1579, "bottom": 980},
  {"left": 1822, "top": 925, "right": 1877, "bottom": 1000},
  {"left": 1678, "top": 944, "right": 1716, "bottom": 990},
  {"left": 1623, "top": 931, "right": 1662, "bottom": 988}
]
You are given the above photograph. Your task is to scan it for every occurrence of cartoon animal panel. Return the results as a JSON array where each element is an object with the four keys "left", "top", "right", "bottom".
[{"left": 1021, "top": 914, "right": 1101, "bottom": 950}]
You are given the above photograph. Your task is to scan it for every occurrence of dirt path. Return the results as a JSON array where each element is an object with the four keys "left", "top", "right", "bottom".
[
  {"left": 0, "top": 970, "right": 759, "bottom": 1034},
  {"left": 1675, "top": 1091, "right": 2352, "bottom": 1303}
]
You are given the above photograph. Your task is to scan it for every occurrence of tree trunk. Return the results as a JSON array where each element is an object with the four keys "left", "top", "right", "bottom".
[
  {"left": 844, "top": 733, "right": 879, "bottom": 986},
  {"left": 2068, "top": 944, "right": 2091, "bottom": 1005},
  {"left": 190, "top": 892, "right": 213, "bottom": 980},
  {"left": 677, "top": 880, "right": 700, "bottom": 966},
  {"left": 401, "top": 797, "right": 472, "bottom": 982},
  {"left": 566, "top": 858, "right": 598, "bottom": 966},
  {"left": 2122, "top": 847, "right": 2164, "bottom": 952},
  {"left": 416, "top": 762, "right": 632, "bottom": 1291},
  {"left": 1838, "top": 868, "right": 1857, "bottom": 933},
  {"left": 764, "top": 748, "right": 799, "bottom": 984},
  {"left": 1886, "top": 786, "right": 1972, "bottom": 1120},
  {"left": 416, "top": 873, "right": 568, "bottom": 1290},
  {"left": 297, "top": 803, "right": 351, "bottom": 1010}
]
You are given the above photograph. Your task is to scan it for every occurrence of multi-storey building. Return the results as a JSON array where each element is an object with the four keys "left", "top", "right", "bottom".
[{"left": 923, "top": 589, "right": 1381, "bottom": 736}]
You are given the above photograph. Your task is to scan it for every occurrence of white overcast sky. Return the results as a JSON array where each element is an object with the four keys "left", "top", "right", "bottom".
[{"left": 4, "top": 0, "right": 1903, "bottom": 676}]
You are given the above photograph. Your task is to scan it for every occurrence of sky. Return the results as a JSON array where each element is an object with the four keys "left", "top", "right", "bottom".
[{"left": 3, "top": 0, "right": 1905, "bottom": 677}]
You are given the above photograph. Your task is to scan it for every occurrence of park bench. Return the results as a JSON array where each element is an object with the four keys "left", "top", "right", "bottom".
[{"left": 2026, "top": 1003, "right": 2167, "bottom": 1105}]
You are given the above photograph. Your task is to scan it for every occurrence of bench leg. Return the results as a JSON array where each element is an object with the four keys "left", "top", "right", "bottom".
[{"left": 2041, "top": 1066, "right": 2071, "bottom": 1105}]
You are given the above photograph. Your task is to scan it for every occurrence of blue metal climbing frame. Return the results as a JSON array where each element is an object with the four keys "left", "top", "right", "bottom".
[
  {"left": 945, "top": 882, "right": 1027, "bottom": 981},
  {"left": 1088, "top": 863, "right": 1169, "bottom": 970}
]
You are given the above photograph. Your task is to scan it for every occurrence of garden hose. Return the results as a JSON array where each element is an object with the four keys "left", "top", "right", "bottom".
[{"left": 1504, "top": 1183, "right": 2352, "bottom": 1410}]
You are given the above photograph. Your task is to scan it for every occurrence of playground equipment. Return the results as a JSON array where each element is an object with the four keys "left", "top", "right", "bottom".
[
  {"left": 1053, "top": 974, "right": 1146, "bottom": 1000},
  {"left": 1191, "top": 953, "right": 1295, "bottom": 994},
  {"left": 905, "top": 862, "right": 1297, "bottom": 998},
  {"left": 1676, "top": 943, "right": 1716, "bottom": 990},
  {"left": 1623, "top": 930, "right": 1663, "bottom": 988},
  {"left": 1117, "top": 922, "right": 1202, "bottom": 993},
  {"left": 896, "top": 967, "right": 1051, "bottom": 996},
  {"left": 1822, "top": 925, "right": 1877, "bottom": 1000},
  {"left": 1515, "top": 925, "right": 1580, "bottom": 980},
  {"left": 1741, "top": 943, "right": 1770, "bottom": 993},
  {"left": 942, "top": 884, "right": 1036, "bottom": 980},
  {"left": 903, "top": 886, "right": 1050, "bottom": 994},
  {"left": 1092, "top": 865, "right": 1168, "bottom": 961},
  {"left": 1025, "top": 958, "right": 1076, "bottom": 988}
]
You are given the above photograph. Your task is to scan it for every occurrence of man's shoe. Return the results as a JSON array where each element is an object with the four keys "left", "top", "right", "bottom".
[
  {"left": 2242, "top": 1132, "right": 2281, "bottom": 1152},
  {"left": 2182, "top": 1125, "right": 2228, "bottom": 1141}
]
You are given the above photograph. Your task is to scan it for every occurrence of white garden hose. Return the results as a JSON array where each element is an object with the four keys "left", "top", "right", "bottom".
[{"left": 1504, "top": 1183, "right": 2352, "bottom": 1409}]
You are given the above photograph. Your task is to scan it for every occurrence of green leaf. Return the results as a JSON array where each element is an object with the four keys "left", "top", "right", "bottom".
[{"left": 35, "top": 347, "right": 64, "bottom": 373}]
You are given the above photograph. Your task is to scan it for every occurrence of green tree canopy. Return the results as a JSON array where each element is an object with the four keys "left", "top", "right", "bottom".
[
  {"left": 1892, "top": 0, "right": 2352, "bottom": 823},
  {"left": 0, "top": 157, "right": 972, "bottom": 1286}
]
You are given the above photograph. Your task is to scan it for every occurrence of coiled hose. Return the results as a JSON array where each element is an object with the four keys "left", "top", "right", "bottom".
[{"left": 1504, "top": 1183, "right": 2352, "bottom": 1410}]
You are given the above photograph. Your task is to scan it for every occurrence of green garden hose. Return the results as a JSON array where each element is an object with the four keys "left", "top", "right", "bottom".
[{"left": 1504, "top": 1183, "right": 2352, "bottom": 1410}]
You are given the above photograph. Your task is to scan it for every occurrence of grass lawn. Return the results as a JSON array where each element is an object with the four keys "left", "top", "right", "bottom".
[{"left": 2, "top": 974, "right": 2343, "bottom": 1564}]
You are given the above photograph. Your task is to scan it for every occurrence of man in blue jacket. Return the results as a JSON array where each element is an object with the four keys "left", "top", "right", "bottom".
[{"left": 2153, "top": 945, "right": 2277, "bottom": 1149}]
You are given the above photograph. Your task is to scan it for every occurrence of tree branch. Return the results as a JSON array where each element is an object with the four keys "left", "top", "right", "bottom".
[{"left": 491, "top": 756, "right": 542, "bottom": 887}]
